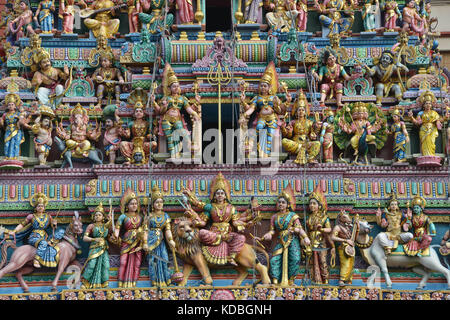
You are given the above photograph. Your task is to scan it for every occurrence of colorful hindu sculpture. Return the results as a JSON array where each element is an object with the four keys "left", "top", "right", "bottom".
[
  {"left": 281, "top": 90, "right": 321, "bottom": 164},
  {"left": 81, "top": 203, "right": 113, "bottom": 289},
  {"left": 31, "top": 50, "right": 70, "bottom": 110},
  {"left": 127, "top": 0, "right": 143, "bottom": 34},
  {"left": 422, "top": 0, "right": 437, "bottom": 34},
  {"left": 265, "top": 0, "right": 299, "bottom": 33},
  {"left": 331, "top": 210, "right": 359, "bottom": 286},
  {"left": 8, "top": 1, "right": 35, "bottom": 43},
  {"left": 382, "top": 0, "right": 401, "bottom": 32},
  {"left": 182, "top": 172, "right": 247, "bottom": 267},
  {"left": 34, "top": 0, "right": 55, "bottom": 34},
  {"left": 55, "top": 103, "right": 102, "bottom": 167},
  {"left": 0, "top": 92, "right": 30, "bottom": 163},
  {"left": 175, "top": 0, "right": 195, "bottom": 24},
  {"left": 364, "top": 50, "right": 408, "bottom": 105},
  {"left": 261, "top": 185, "right": 311, "bottom": 286},
  {"left": 0, "top": 3, "right": 15, "bottom": 45},
  {"left": 239, "top": 62, "right": 288, "bottom": 158},
  {"left": 402, "top": 0, "right": 426, "bottom": 38},
  {"left": 314, "top": 0, "right": 354, "bottom": 37},
  {"left": 386, "top": 107, "right": 409, "bottom": 163},
  {"left": 59, "top": 0, "right": 78, "bottom": 34},
  {"left": 31, "top": 105, "right": 55, "bottom": 167},
  {"left": 312, "top": 49, "right": 352, "bottom": 109},
  {"left": 243, "top": 0, "right": 264, "bottom": 24},
  {"left": 91, "top": 51, "right": 124, "bottom": 107},
  {"left": 335, "top": 102, "right": 386, "bottom": 164},
  {"left": 120, "top": 88, "right": 156, "bottom": 165},
  {"left": 82, "top": 0, "right": 121, "bottom": 39},
  {"left": 362, "top": 0, "right": 379, "bottom": 32},
  {"left": 408, "top": 90, "right": 442, "bottom": 157},
  {"left": 7, "top": 193, "right": 59, "bottom": 269},
  {"left": 102, "top": 104, "right": 124, "bottom": 164},
  {"left": 403, "top": 196, "right": 436, "bottom": 257},
  {"left": 142, "top": 184, "right": 176, "bottom": 287},
  {"left": 151, "top": 63, "right": 201, "bottom": 159},
  {"left": 139, "top": 0, "right": 174, "bottom": 34},
  {"left": 112, "top": 188, "right": 146, "bottom": 288},
  {"left": 296, "top": 0, "right": 308, "bottom": 32},
  {"left": 375, "top": 193, "right": 413, "bottom": 255},
  {"left": 306, "top": 185, "right": 334, "bottom": 285},
  {"left": 319, "top": 107, "right": 335, "bottom": 163}
]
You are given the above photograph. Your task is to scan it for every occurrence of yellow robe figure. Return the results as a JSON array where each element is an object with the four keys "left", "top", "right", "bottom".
[
  {"left": 84, "top": 0, "right": 120, "bottom": 39},
  {"left": 419, "top": 110, "right": 440, "bottom": 156}
]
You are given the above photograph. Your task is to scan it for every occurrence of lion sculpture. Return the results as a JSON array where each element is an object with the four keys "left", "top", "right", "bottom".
[{"left": 172, "top": 217, "right": 271, "bottom": 286}]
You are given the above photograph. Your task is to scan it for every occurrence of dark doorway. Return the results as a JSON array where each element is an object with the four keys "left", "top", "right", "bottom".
[
  {"left": 206, "top": 0, "right": 232, "bottom": 33},
  {"left": 201, "top": 103, "right": 240, "bottom": 164}
]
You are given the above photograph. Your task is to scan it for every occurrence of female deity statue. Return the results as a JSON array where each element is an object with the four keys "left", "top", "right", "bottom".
[
  {"left": 112, "top": 188, "right": 146, "bottom": 288},
  {"left": 83, "top": 0, "right": 121, "bottom": 39},
  {"left": 408, "top": 90, "right": 443, "bottom": 157},
  {"left": 375, "top": 194, "right": 412, "bottom": 255},
  {"left": 59, "top": 0, "right": 79, "bottom": 34},
  {"left": 81, "top": 203, "right": 114, "bottom": 289},
  {"left": 127, "top": 0, "right": 143, "bottom": 34},
  {"left": 403, "top": 196, "right": 436, "bottom": 257},
  {"left": 362, "top": 0, "right": 380, "bottom": 32},
  {"left": 7, "top": 193, "right": 59, "bottom": 269},
  {"left": 31, "top": 105, "right": 55, "bottom": 167},
  {"left": 9, "top": 1, "right": 35, "bottom": 42},
  {"left": 182, "top": 172, "right": 247, "bottom": 267},
  {"left": 102, "top": 104, "right": 124, "bottom": 164},
  {"left": 261, "top": 185, "right": 311, "bottom": 286},
  {"left": 120, "top": 89, "right": 157, "bottom": 165},
  {"left": 312, "top": 49, "right": 353, "bottom": 109},
  {"left": 239, "top": 62, "right": 290, "bottom": 158},
  {"left": 296, "top": 0, "right": 308, "bottom": 32},
  {"left": 402, "top": 0, "right": 426, "bottom": 37},
  {"left": 34, "top": 0, "right": 55, "bottom": 34},
  {"left": 0, "top": 93, "right": 30, "bottom": 163},
  {"left": 331, "top": 210, "right": 359, "bottom": 286},
  {"left": 383, "top": 0, "right": 401, "bottom": 32},
  {"left": 281, "top": 90, "right": 320, "bottom": 164},
  {"left": 319, "top": 108, "right": 335, "bottom": 163},
  {"left": 335, "top": 102, "right": 386, "bottom": 164},
  {"left": 175, "top": 0, "right": 194, "bottom": 24},
  {"left": 142, "top": 185, "right": 176, "bottom": 287},
  {"left": 386, "top": 107, "right": 409, "bottom": 163},
  {"left": 306, "top": 185, "right": 334, "bottom": 285},
  {"left": 151, "top": 63, "right": 201, "bottom": 159},
  {"left": 244, "top": 0, "right": 264, "bottom": 24}
]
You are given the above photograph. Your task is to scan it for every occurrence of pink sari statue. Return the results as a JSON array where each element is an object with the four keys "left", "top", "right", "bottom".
[
  {"left": 176, "top": 0, "right": 194, "bottom": 24},
  {"left": 296, "top": 0, "right": 307, "bottom": 32},
  {"left": 402, "top": 0, "right": 425, "bottom": 37},
  {"left": 113, "top": 188, "right": 145, "bottom": 288}
]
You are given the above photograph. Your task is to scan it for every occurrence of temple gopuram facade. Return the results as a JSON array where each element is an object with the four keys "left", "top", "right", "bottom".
[{"left": 0, "top": 0, "right": 448, "bottom": 301}]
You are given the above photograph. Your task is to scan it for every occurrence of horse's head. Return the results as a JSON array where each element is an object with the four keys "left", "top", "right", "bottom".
[
  {"left": 69, "top": 211, "right": 84, "bottom": 236},
  {"left": 358, "top": 219, "right": 373, "bottom": 235}
]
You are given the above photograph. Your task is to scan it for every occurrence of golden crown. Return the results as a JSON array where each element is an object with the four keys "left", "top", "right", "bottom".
[
  {"left": 30, "top": 193, "right": 49, "bottom": 208},
  {"left": 35, "top": 50, "right": 50, "bottom": 65},
  {"left": 323, "top": 107, "right": 334, "bottom": 118},
  {"left": 278, "top": 184, "right": 296, "bottom": 211},
  {"left": 151, "top": 184, "right": 163, "bottom": 203},
  {"left": 4, "top": 93, "right": 21, "bottom": 106},
  {"left": 94, "top": 202, "right": 105, "bottom": 214},
  {"left": 309, "top": 184, "right": 328, "bottom": 213},
  {"left": 39, "top": 105, "right": 55, "bottom": 119},
  {"left": 210, "top": 172, "right": 231, "bottom": 201},
  {"left": 120, "top": 187, "right": 139, "bottom": 214},
  {"left": 71, "top": 103, "right": 87, "bottom": 117},
  {"left": 419, "top": 90, "right": 436, "bottom": 105},
  {"left": 352, "top": 102, "right": 368, "bottom": 114},
  {"left": 411, "top": 195, "right": 426, "bottom": 208}
]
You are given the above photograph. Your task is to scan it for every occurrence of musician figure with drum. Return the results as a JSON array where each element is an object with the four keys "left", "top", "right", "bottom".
[{"left": 331, "top": 210, "right": 359, "bottom": 287}]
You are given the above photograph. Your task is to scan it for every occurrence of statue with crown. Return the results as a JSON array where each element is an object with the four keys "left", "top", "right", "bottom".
[
  {"left": 335, "top": 101, "right": 387, "bottom": 165},
  {"left": 239, "top": 61, "right": 290, "bottom": 160},
  {"left": 150, "top": 63, "right": 201, "bottom": 161},
  {"left": 0, "top": 82, "right": 32, "bottom": 169},
  {"left": 54, "top": 103, "right": 103, "bottom": 168},
  {"left": 408, "top": 90, "right": 448, "bottom": 167}
]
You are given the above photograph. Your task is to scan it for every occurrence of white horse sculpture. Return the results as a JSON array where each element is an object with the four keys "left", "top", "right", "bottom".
[{"left": 356, "top": 220, "right": 450, "bottom": 289}]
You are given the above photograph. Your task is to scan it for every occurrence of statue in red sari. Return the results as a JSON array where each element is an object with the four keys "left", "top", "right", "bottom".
[
  {"left": 182, "top": 173, "right": 247, "bottom": 267},
  {"left": 112, "top": 188, "right": 145, "bottom": 288},
  {"left": 176, "top": 0, "right": 194, "bottom": 24}
]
